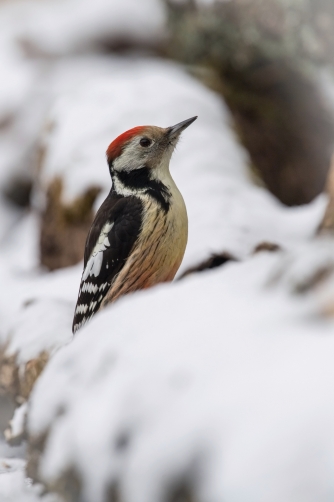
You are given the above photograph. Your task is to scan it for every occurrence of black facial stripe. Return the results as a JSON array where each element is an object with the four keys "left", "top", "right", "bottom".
[
  {"left": 115, "top": 167, "right": 171, "bottom": 212},
  {"left": 116, "top": 166, "right": 151, "bottom": 188}
]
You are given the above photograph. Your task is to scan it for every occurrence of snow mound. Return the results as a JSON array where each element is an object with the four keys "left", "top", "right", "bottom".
[
  {"left": 28, "top": 243, "right": 334, "bottom": 502},
  {"left": 0, "top": 457, "right": 60, "bottom": 502},
  {"left": 0, "top": 212, "right": 81, "bottom": 335},
  {"left": 5, "top": 299, "right": 73, "bottom": 368},
  {"left": 0, "top": 298, "right": 73, "bottom": 428},
  {"left": 0, "top": 0, "right": 165, "bottom": 57}
]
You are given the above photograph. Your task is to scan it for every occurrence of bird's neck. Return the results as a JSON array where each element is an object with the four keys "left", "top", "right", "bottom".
[{"left": 110, "top": 166, "right": 172, "bottom": 213}]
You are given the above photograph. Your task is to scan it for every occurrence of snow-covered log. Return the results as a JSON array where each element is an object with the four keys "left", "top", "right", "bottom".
[
  {"left": 27, "top": 239, "right": 334, "bottom": 502},
  {"left": 0, "top": 299, "right": 73, "bottom": 443}
]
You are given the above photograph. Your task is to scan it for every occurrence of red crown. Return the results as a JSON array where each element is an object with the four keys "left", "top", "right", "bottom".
[{"left": 106, "top": 126, "right": 146, "bottom": 163}]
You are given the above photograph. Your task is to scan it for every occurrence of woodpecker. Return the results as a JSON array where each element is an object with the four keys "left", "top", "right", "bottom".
[{"left": 72, "top": 116, "right": 197, "bottom": 333}]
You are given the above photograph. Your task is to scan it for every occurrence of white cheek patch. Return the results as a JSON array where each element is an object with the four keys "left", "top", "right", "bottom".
[
  {"left": 82, "top": 221, "right": 114, "bottom": 280},
  {"left": 113, "top": 136, "right": 152, "bottom": 173}
]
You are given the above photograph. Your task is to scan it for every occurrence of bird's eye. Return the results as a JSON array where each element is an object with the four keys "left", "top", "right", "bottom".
[{"left": 140, "top": 137, "right": 151, "bottom": 147}]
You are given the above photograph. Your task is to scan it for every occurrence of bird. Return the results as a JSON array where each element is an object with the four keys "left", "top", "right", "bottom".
[{"left": 72, "top": 116, "right": 197, "bottom": 333}]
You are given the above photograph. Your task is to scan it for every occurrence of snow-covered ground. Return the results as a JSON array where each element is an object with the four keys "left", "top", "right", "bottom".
[
  {"left": 0, "top": 0, "right": 334, "bottom": 500},
  {"left": 0, "top": 456, "right": 60, "bottom": 502},
  {"left": 27, "top": 247, "right": 334, "bottom": 502}
]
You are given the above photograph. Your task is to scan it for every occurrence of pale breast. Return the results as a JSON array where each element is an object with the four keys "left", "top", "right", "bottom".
[{"left": 102, "top": 191, "right": 188, "bottom": 305}]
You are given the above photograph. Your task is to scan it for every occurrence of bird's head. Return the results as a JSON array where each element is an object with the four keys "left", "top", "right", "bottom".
[{"left": 106, "top": 117, "right": 197, "bottom": 195}]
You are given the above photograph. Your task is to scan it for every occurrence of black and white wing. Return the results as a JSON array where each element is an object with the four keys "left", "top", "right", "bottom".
[{"left": 72, "top": 194, "right": 143, "bottom": 333}]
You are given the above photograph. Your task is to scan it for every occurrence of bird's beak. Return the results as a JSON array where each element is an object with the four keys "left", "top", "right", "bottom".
[{"left": 166, "top": 116, "right": 198, "bottom": 136}]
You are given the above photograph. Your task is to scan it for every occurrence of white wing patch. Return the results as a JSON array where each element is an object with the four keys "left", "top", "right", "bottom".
[
  {"left": 76, "top": 304, "right": 88, "bottom": 315},
  {"left": 82, "top": 282, "right": 98, "bottom": 294},
  {"left": 82, "top": 221, "right": 114, "bottom": 280},
  {"left": 74, "top": 222, "right": 115, "bottom": 334}
]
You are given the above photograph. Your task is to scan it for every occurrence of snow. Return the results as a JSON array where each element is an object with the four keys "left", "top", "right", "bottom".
[
  {"left": 0, "top": 0, "right": 333, "bottom": 498},
  {"left": 28, "top": 248, "right": 334, "bottom": 502},
  {"left": 0, "top": 35, "right": 41, "bottom": 239},
  {"left": 5, "top": 299, "right": 73, "bottom": 368},
  {"left": 4, "top": 403, "right": 27, "bottom": 448},
  {"left": 0, "top": 0, "right": 165, "bottom": 56},
  {"left": 0, "top": 438, "right": 25, "bottom": 460},
  {"left": 0, "top": 212, "right": 81, "bottom": 337},
  {"left": 270, "top": 237, "right": 334, "bottom": 293},
  {"left": 0, "top": 33, "right": 36, "bottom": 123},
  {"left": 6, "top": 403, "right": 27, "bottom": 440},
  {"left": 0, "top": 0, "right": 165, "bottom": 234},
  {"left": 36, "top": 0, "right": 164, "bottom": 54},
  {"left": 0, "top": 458, "right": 60, "bottom": 502}
]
